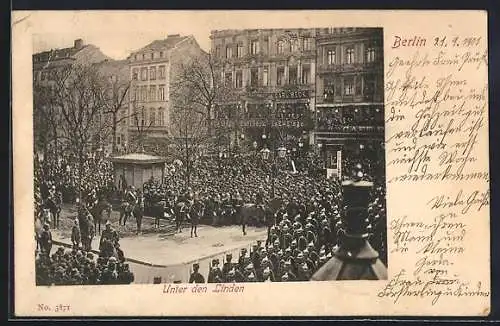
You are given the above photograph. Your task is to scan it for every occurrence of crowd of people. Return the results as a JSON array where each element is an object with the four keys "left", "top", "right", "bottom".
[
  {"left": 190, "top": 166, "right": 386, "bottom": 283},
  {"left": 35, "top": 151, "right": 115, "bottom": 208},
  {"left": 35, "top": 247, "right": 134, "bottom": 286},
  {"left": 143, "top": 149, "right": 387, "bottom": 284},
  {"left": 34, "top": 150, "right": 135, "bottom": 286},
  {"left": 35, "top": 211, "right": 135, "bottom": 286},
  {"left": 34, "top": 140, "right": 387, "bottom": 285}
]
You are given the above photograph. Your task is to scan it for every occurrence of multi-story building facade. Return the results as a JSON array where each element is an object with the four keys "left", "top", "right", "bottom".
[
  {"left": 33, "top": 39, "right": 111, "bottom": 86},
  {"left": 32, "top": 39, "right": 112, "bottom": 156},
  {"left": 211, "top": 28, "right": 384, "bottom": 177},
  {"left": 93, "top": 59, "right": 130, "bottom": 154},
  {"left": 126, "top": 34, "right": 206, "bottom": 146},
  {"left": 210, "top": 28, "right": 318, "bottom": 153},
  {"left": 314, "top": 28, "right": 384, "bottom": 175}
]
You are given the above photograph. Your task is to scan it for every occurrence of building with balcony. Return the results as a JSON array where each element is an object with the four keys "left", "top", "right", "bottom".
[
  {"left": 210, "top": 28, "right": 318, "bottom": 153},
  {"left": 313, "top": 28, "right": 384, "bottom": 175},
  {"left": 126, "top": 34, "right": 206, "bottom": 147}
]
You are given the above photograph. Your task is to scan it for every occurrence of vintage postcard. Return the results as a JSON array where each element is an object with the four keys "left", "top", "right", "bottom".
[{"left": 12, "top": 10, "right": 489, "bottom": 316}]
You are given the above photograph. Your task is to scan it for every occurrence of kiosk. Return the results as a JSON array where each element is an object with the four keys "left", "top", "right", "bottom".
[{"left": 109, "top": 153, "right": 167, "bottom": 191}]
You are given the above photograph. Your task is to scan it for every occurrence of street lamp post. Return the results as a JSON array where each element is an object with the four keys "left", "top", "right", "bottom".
[{"left": 260, "top": 144, "right": 286, "bottom": 198}]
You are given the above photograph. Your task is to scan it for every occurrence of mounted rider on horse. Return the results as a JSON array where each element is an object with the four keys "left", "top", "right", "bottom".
[
  {"left": 45, "top": 185, "right": 62, "bottom": 228},
  {"left": 120, "top": 185, "right": 138, "bottom": 226}
]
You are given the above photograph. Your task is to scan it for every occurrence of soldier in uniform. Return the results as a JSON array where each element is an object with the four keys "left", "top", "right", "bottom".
[
  {"left": 281, "top": 226, "right": 293, "bottom": 249},
  {"left": 266, "top": 226, "right": 279, "bottom": 247},
  {"left": 261, "top": 266, "right": 275, "bottom": 282},
  {"left": 189, "top": 263, "right": 205, "bottom": 283},
  {"left": 305, "top": 223, "right": 317, "bottom": 245},
  {"left": 281, "top": 260, "right": 296, "bottom": 282},
  {"left": 296, "top": 228, "right": 308, "bottom": 251},
  {"left": 294, "top": 252, "right": 305, "bottom": 276},
  {"left": 190, "top": 197, "right": 204, "bottom": 238},
  {"left": 290, "top": 240, "right": 300, "bottom": 258},
  {"left": 319, "top": 216, "right": 329, "bottom": 238},
  {"left": 222, "top": 254, "right": 234, "bottom": 281},
  {"left": 303, "top": 248, "right": 316, "bottom": 272},
  {"left": 308, "top": 242, "right": 319, "bottom": 267},
  {"left": 225, "top": 268, "right": 236, "bottom": 283},
  {"left": 246, "top": 272, "right": 256, "bottom": 282},
  {"left": 297, "top": 263, "right": 311, "bottom": 281},
  {"left": 208, "top": 259, "right": 223, "bottom": 283}
]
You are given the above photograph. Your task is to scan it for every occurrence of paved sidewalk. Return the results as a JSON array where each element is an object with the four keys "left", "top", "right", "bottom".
[{"left": 52, "top": 224, "right": 267, "bottom": 266}]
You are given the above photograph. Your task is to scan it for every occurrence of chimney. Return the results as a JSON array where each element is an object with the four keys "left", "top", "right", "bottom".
[{"left": 74, "top": 39, "right": 84, "bottom": 50}]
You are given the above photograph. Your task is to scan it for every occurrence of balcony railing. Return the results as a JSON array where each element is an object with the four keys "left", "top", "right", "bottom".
[
  {"left": 317, "top": 61, "right": 382, "bottom": 74},
  {"left": 213, "top": 118, "right": 307, "bottom": 129},
  {"left": 319, "top": 93, "right": 384, "bottom": 105},
  {"left": 316, "top": 124, "right": 384, "bottom": 133}
]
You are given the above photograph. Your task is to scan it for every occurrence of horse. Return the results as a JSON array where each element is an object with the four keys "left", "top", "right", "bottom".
[
  {"left": 119, "top": 198, "right": 144, "bottom": 234},
  {"left": 46, "top": 192, "right": 62, "bottom": 228},
  {"left": 77, "top": 210, "right": 93, "bottom": 251},
  {"left": 174, "top": 201, "right": 190, "bottom": 233},
  {"left": 119, "top": 201, "right": 134, "bottom": 226},
  {"left": 150, "top": 200, "right": 166, "bottom": 229},
  {"left": 220, "top": 205, "right": 235, "bottom": 226},
  {"left": 90, "top": 199, "right": 112, "bottom": 234},
  {"left": 240, "top": 203, "right": 266, "bottom": 236}
]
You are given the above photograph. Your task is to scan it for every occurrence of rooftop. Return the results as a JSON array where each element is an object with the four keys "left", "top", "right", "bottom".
[
  {"left": 129, "top": 35, "right": 190, "bottom": 56},
  {"left": 109, "top": 153, "right": 168, "bottom": 164}
]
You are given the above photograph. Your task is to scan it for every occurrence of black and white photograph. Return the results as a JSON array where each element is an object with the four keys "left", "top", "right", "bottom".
[{"left": 32, "top": 26, "right": 387, "bottom": 286}]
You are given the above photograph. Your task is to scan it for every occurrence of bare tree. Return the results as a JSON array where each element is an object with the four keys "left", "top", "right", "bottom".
[
  {"left": 101, "top": 77, "right": 131, "bottom": 154},
  {"left": 33, "top": 83, "right": 63, "bottom": 159},
  {"left": 171, "top": 51, "right": 233, "bottom": 137},
  {"left": 129, "top": 102, "right": 154, "bottom": 152},
  {"left": 50, "top": 64, "right": 109, "bottom": 200},
  {"left": 170, "top": 104, "right": 209, "bottom": 188}
]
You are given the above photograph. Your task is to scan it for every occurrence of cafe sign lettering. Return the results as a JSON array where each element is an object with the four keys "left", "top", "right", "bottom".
[{"left": 273, "top": 90, "right": 310, "bottom": 99}]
